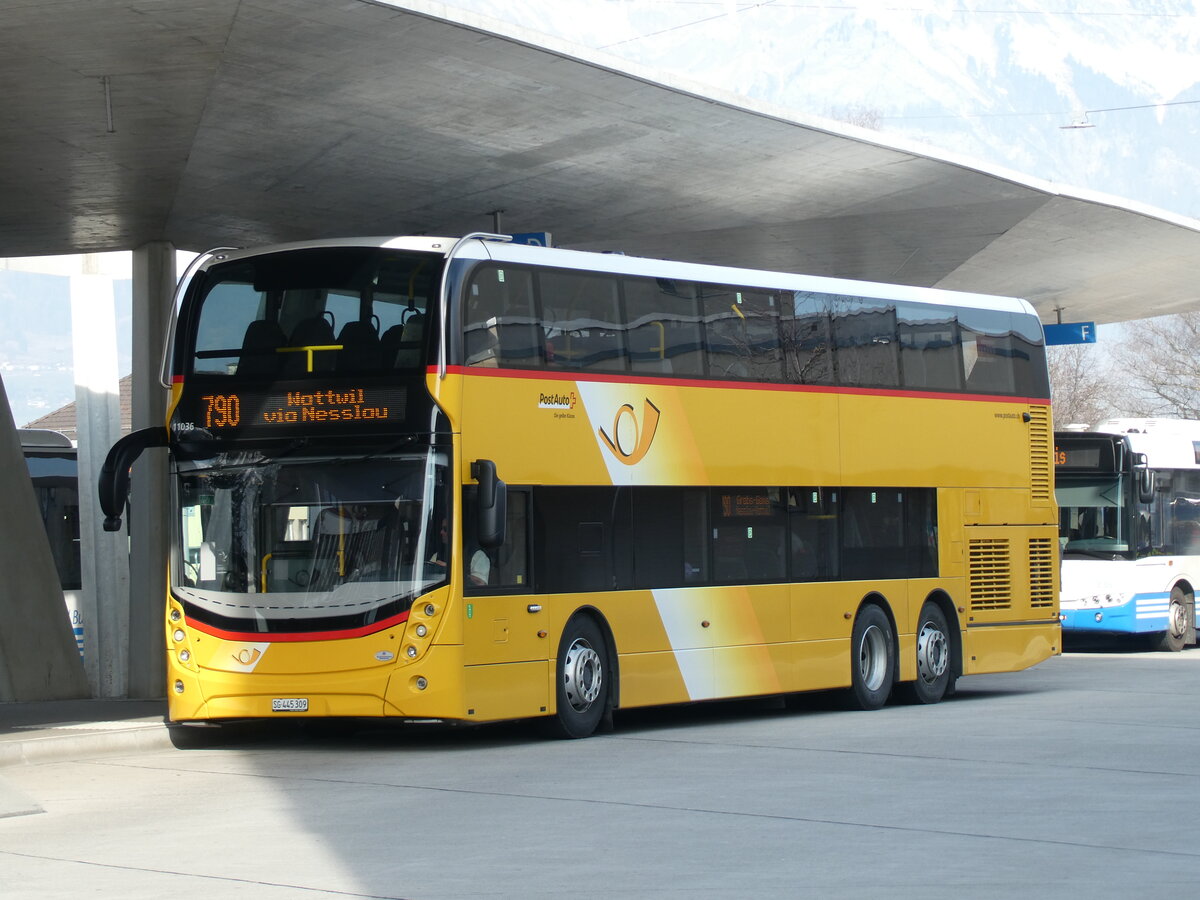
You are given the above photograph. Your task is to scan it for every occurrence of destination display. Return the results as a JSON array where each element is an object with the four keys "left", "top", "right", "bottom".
[
  {"left": 1054, "top": 439, "right": 1111, "bottom": 471},
  {"left": 719, "top": 490, "right": 776, "bottom": 518},
  {"left": 172, "top": 384, "right": 409, "bottom": 437}
]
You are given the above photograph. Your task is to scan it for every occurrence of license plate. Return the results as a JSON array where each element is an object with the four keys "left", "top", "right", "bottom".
[{"left": 271, "top": 698, "right": 308, "bottom": 712}]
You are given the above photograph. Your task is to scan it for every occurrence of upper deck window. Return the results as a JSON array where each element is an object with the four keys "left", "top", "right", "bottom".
[
  {"left": 459, "top": 262, "right": 1049, "bottom": 399},
  {"left": 540, "top": 269, "right": 628, "bottom": 373},
  {"left": 623, "top": 278, "right": 705, "bottom": 376},
  {"left": 186, "top": 248, "right": 441, "bottom": 379}
]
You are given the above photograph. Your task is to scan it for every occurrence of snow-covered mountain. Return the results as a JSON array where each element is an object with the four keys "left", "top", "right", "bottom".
[{"left": 437, "top": 0, "right": 1200, "bottom": 220}]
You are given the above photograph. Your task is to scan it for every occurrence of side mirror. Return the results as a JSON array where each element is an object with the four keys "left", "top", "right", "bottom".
[
  {"left": 1137, "top": 468, "right": 1155, "bottom": 504},
  {"left": 98, "top": 426, "right": 169, "bottom": 531},
  {"left": 470, "top": 459, "right": 507, "bottom": 549}
]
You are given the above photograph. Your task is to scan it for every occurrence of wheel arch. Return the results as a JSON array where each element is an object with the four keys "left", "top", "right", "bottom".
[
  {"left": 855, "top": 591, "right": 899, "bottom": 684},
  {"left": 922, "top": 588, "right": 963, "bottom": 680},
  {"left": 563, "top": 605, "right": 620, "bottom": 710},
  {"left": 1168, "top": 579, "right": 1197, "bottom": 647}
]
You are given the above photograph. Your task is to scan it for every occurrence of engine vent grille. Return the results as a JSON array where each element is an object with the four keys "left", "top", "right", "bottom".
[
  {"left": 1028, "top": 405, "right": 1052, "bottom": 504},
  {"left": 1028, "top": 538, "right": 1055, "bottom": 608},
  {"left": 969, "top": 538, "right": 1012, "bottom": 610}
]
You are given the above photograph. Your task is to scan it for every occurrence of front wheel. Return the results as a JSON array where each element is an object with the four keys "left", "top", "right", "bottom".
[
  {"left": 897, "top": 602, "right": 954, "bottom": 704},
  {"left": 1154, "top": 586, "right": 1191, "bottom": 652},
  {"left": 847, "top": 604, "right": 895, "bottom": 710},
  {"left": 546, "top": 616, "right": 610, "bottom": 739}
]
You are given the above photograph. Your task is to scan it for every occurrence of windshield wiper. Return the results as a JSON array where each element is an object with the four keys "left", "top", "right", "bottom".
[
  {"left": 178, "top": 437, "right": 313, "bottom": 472},
  {"left": 1063, "top": 548, "right": 1127, "bottom": 561},
  {"left": 327, "top": 434, "right": 422, "bottom": 465}
]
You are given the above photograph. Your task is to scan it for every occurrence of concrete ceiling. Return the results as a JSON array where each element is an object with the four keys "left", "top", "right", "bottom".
[{"left": 4, "top": 0, "right": 1199, "bottom": 324}]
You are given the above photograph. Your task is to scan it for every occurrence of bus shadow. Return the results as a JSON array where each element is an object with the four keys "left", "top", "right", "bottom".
[
  {"left": 167, "top": 715, "right": 541, "bottom": 753},
  {"left": 1063, "top": 634, "right": 1152, "bottom": 654},
  {"left": 165, "top": 681, "right": 1051, "bottom": 753}
]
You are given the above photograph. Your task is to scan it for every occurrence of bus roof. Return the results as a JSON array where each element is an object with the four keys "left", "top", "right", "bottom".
[
  {"left": 1088, "top": 418, "right": 1200, "bottom": 470},
  {"left": 18, "top": 428, "right": 75, "bottom": 449},
  {"left": 1091, "top": 418, "right": 1200, "bottom": 439},
  {"left": 196, "top": 234, "right": 1041, "bottom": 320}
]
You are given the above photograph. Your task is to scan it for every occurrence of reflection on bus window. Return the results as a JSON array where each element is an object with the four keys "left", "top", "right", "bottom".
[
  {"left": 541, "top": 269, "right": 627, "bottom": 373},
  {"left": 463, "top": 267, "right": 541, "bottom": 367},
  {"left": 624, "top": 278, "right": 705, "bottom": 376},
  {"left": 460, "top": 264, "right": 1048, "bottom": 399}
]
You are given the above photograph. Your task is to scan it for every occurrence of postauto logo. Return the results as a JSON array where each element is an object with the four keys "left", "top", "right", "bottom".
[{"left": 538, "top": 391, "right": 577, "bottom": 410}]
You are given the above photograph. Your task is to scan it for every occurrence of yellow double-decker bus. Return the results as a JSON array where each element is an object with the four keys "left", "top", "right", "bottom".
[{"left": 101, "top": 234, "right": 1059, "bottom": 738}]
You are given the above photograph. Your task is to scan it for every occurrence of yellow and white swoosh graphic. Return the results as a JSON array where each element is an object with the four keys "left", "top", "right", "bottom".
[{"left": 576, "top": 382, "right": 706, "bottom": 485}]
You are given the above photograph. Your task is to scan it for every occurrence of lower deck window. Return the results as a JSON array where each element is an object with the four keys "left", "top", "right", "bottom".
[{"left": 469, "top": 484, "right": 937, "bottom": 594}]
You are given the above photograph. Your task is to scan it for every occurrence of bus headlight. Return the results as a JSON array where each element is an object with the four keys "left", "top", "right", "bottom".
[
  {"left": 415, "top": 624, "right": 427, "bottom": 638},
  {"left": 406, "top": 645, "right": 418, "bottom": 659},
  {"left": 1095, "top": 612, "right": 1104, "bottom": 622}
]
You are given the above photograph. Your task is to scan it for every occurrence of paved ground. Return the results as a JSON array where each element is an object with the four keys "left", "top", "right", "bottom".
[{"left": 2, "top": 645, "right": 1199, "bottom": 899}]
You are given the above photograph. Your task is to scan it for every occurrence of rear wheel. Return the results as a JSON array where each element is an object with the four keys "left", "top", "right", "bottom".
[
  {"left": 546, "top": 616, "right": 609, "bottom": 739},
  {"left": 1154, "top": 586, "right": 1191, "bottom": 652},
  {"left": 898, "top": 602, "right": 954, "bottom": 704},
  {"left": 847, "top": 604, "right": 895, "bottom": 710}
]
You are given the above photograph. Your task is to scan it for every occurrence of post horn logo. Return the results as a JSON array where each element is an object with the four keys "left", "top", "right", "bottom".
[
  {"left": 233, "top": 647, "right": 262, "bottom": 667},
  {"left": 599, "top": 398, "right": 660, "bottom": 465}
]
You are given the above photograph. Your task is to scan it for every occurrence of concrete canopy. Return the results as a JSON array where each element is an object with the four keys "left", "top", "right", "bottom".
[{"left": 4, "top": 0, "right": 1199, "bottom": 324}]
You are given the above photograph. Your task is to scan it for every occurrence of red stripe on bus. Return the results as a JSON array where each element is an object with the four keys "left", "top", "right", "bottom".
[
  {"left": 186, "top": 609, "right": 410, "bottom": 643},
  {"left": 435, "top": 365, "right": 1051, "bottom": 405}
]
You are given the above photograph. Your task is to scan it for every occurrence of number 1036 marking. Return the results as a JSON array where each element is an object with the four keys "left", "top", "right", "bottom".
[{"left": 202, "top": 393, "right": 241, "bottom": 428}]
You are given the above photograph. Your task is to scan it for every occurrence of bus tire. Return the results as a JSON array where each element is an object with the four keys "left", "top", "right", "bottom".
[
  {"left": 546, "top": 616, "right": 609, "bottom": 739},
  {"left": 897, "top": 602, "right": 953, "bottom": 704},
  {"left": 1155, "top": 586, "right": 1190, "bottom": 652},
  {"left": 847, "top": 604, "right": 895, "bottom": 710}
]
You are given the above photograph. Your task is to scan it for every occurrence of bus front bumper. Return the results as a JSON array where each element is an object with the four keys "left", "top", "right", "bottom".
[{"left": 1059, "top": 592, "right": 1170, "bottom": 636}]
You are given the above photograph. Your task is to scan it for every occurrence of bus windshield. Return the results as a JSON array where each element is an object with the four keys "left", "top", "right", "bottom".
[
  {"left": 173, "top": 448, "right": 450, "bottom": 633},
  {"left": 1057, "top": 476, "right": 1132, "bottom": 559},
  {"left": 187, "top": 247, "right": 441, "bottom": 379}
]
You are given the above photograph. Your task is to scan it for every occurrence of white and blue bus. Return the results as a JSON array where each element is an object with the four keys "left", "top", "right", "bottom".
[{"left": 1056, "top": 418, "right": 1200, "bottom": 651}]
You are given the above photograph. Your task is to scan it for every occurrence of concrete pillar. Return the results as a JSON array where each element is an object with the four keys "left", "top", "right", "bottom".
[
  {"left": 0, "top": 373, "right": 90, "bottom": 700},
  {"left": 127, "top": 242, "right": 175, "bottom": 699},
  {"left": 71, "top": 270, "right": 131, "bottom": 697}
]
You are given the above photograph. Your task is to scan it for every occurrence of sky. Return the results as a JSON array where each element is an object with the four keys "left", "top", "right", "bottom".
[
  {"left": 434, "top": 0, "right": 1200, "bottom": 220},
  {"left": 0, "top": 267, "right": 132, "bottom": 430}
]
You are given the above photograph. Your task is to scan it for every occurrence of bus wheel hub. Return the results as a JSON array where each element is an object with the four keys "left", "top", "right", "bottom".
[
  {"left": 916, "top": 622, "right": 949, "bottom": 683},
  {"left": 563, "top": 639, "right": 602, "bottom": 712}
]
